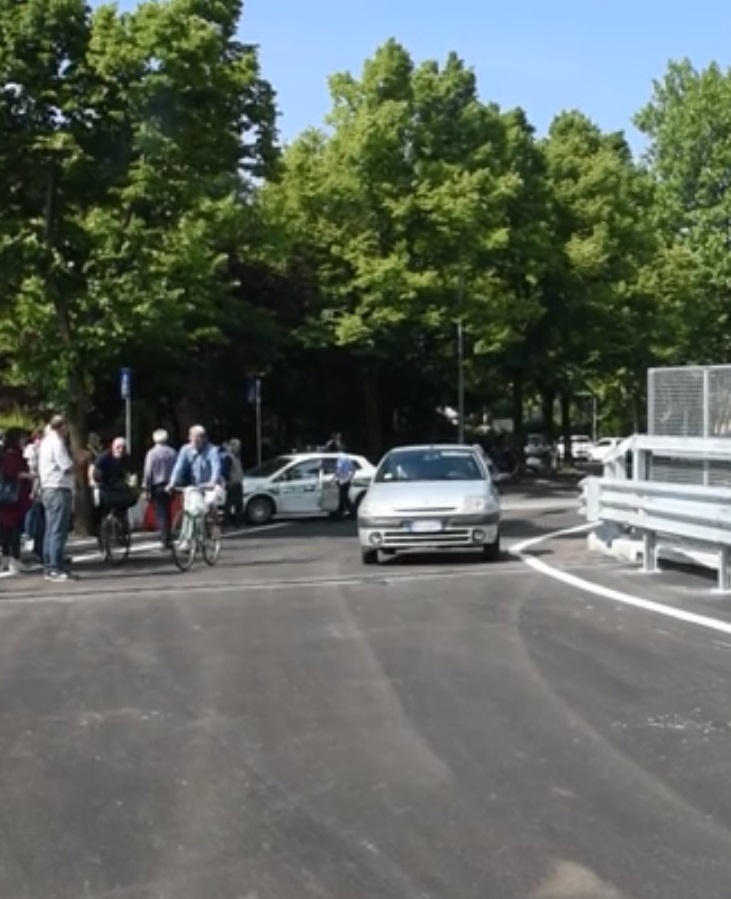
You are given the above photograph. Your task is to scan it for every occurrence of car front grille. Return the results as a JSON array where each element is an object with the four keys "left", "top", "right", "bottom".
[{"left": 381, "top": 527, "right": 473, "bottom": 547}]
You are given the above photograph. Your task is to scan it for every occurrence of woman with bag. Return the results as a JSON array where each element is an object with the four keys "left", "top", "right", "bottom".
[{"left": 0, "top": 428, "right": 32, "bottom": 574}]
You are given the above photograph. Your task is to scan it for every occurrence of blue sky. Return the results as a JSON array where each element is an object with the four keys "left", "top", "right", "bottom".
[{"left": 240, "top": 0, "right": 731, "bottom": 155}]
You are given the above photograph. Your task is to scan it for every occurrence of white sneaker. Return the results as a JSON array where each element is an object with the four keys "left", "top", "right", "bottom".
[
  {"left": 8, "top": 558, "right": 27, "bottom": 575},
  {"left": 176, "top": 540, "right": 191, "bottom": 551}
]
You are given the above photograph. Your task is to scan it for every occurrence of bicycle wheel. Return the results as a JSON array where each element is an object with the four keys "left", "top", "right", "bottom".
[
  {"left": 171, "top": 510, "right": 198, "bottom": 571},
  {"left": 101, "top": 513, "right": 130, "bottom": 565},
  {"left": 202, "top": 516, "right": 222, "bottom": 566}
]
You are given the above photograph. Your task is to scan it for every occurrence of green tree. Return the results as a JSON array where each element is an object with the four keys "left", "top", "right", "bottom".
[
  {"left": 636, "top": 58, "right": 731, "bottom": 366},
  {"left": 538, "top": 111, "right": 657, "bottom": 442},
  {"left": 263, "top": 41, "right": 543, "bottom": 453},
  {"left": 0, "top": 0, "right": 277, "bottom": 448}
]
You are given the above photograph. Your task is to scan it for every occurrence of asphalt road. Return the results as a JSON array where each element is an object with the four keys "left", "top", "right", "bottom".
[{"left": 2, "top": 483, "right": 731, "bottom": 898}]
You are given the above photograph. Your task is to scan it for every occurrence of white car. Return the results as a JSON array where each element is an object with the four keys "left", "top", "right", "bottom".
[
  {"left": 243, "top": 452, "right": 375, "bottom": 525},
  {"left": 557, "top": 434, "right": 593, "bottom": 461},
  {"left": 588, "top": 437, "right": 623, "bottom": 463},
  {"left": 358, "top": 444, "right": 501, "bottom": 565}
]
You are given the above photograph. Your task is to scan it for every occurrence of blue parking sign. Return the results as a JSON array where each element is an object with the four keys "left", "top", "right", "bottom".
[{"left": 120, "top": 367, "right": 132, "bottom": 400}]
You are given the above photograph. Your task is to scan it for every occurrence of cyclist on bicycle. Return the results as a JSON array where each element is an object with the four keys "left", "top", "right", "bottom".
[
  {"left": 166, "top": 425, "right": 223, "bottom": 546},
  {"left": 92, "top": 438, "right": 136, "bottom": 509},
  {"left": 91, "top": 437, "right": 137, "bottom": 543}
]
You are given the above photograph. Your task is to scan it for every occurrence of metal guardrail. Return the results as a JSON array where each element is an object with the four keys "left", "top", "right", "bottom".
[{"left": 581, "top": 435, "right": 731, "bottom": 591}]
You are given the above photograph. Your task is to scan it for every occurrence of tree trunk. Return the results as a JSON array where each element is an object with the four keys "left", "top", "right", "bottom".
[
  {"left": 560, "top": 389, "right": 572, "bottom": 463},
  {"left": 364, "top": 363, "right": 382, "bottom": 460},
  {"left": 541, "top": 386, "right": 556, "bottom": 442},
  {"left": 67, "top": 369, "right": 93, "bottom": 536},
  {"left": 511, "top": 369, "right": 524, "bottom": 452}
]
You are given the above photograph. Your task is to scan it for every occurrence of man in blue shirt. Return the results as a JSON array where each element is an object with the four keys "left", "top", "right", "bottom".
[
  {"left": 334, "top": 449, "right": 356, "bottom": 519},
  {"left": 167, "top": 425, "right": 223, "bottom": 542}
]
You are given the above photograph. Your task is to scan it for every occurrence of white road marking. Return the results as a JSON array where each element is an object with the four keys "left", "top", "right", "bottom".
[
  {"left": 0, "top": 556, "right": 625, "bottom": 605},
  {"left": 511, "top": 523, "right": 731, "bottom": 637},
  {"left": 0, "top": 522, "right": 292, "bottom": 580},
  {"left": 501, "top": 499, "right": 578, "bottom": 512}
]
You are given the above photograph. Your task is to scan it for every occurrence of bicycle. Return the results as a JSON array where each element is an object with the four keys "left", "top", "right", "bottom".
[
  {"left": 170, "top": 486, "right": 222, "bottom": 572},
  {"left": 98, "top": 505, "right": 132, "bottom": 565}
]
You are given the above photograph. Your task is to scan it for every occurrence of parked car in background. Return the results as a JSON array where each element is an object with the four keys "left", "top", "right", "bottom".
[
  {"left": 588, "top": 437, "right": 623, "bottom": 463},
  {"left": 357, "top": 444, "right": 501, "bottom": 565},
  {"left": 243, "top": 452, "right": 374, "bottom": 525},
  {"left": 524, "top": 433, "right": 556, "bottom": 477},
  {"left": 557, "top": 434, "right": 593, "bottom": 462}
]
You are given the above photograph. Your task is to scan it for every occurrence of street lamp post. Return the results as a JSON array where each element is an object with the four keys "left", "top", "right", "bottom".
[
  {"left": 247, "top": 373, "right": 264, "bottom": 465},
  {"left": 457, "top": 273, "right": 465, "bottom": 444},
  {"left": 576, "top": 390, "right": 598, "bottom": 442}
]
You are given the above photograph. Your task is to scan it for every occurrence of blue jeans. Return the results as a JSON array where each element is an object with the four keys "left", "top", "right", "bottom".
[
  {"left": 41, "top": 488, "right": 72, "bottom": 572},
  {"left": 149, "top": 485, "right": 172, "bottom": 546},
  {"left": 25, "top": 501, "right": 45, "bottom": 557}
]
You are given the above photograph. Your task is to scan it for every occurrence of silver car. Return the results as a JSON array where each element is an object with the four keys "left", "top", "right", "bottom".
[{"left": 357, "top": 444, "right": 501, "bottom": 565}]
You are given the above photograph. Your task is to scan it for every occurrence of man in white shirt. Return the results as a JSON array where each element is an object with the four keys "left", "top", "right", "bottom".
[{"left": 38, "top": 415, "right": 75, "bottom": 582}]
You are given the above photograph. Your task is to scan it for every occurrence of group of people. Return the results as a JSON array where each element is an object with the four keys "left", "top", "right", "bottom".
[{"left": 0, "top": 420, "right": 244, "bottom": 583}]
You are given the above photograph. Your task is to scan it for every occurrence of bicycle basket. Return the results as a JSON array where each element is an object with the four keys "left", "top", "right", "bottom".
[{"left": 184, "top": 490, "right": 207, "bottom": 518}]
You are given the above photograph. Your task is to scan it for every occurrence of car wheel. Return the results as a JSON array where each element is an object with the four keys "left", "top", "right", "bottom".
[
  {"left": 482, "top": 533, "right": 501, "bottom": 562},
  {"left": 361, "top": 548, "right": 379, "bottom": 565},
  {"left": 246, "top": 495, "right": 275, "bottom": 526}
]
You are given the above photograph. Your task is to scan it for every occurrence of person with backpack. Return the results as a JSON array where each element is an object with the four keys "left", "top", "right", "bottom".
[{"left": 0, "top": 429, "right": 33, "bottom": 574}]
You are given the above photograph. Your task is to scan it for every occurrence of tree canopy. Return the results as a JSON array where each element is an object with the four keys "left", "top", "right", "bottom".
[{"left": 0, "top": 5, "right": 723, "bottom": 456}]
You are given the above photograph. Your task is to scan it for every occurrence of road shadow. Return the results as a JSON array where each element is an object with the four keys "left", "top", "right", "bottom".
[{"left": 377, "top": 549, "right": 513, "bottom": 566}]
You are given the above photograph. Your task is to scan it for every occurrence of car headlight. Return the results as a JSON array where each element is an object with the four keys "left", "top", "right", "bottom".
[
  {"left": 462, "top": 496, "right": 490, "bottom": 513},
  {"left": 359, "top": 502, "right": 388, "bottom": 518}
]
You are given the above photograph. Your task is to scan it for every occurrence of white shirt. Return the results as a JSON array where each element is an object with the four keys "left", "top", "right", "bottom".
[
  {"left": 23, "top": 442, "right": 39, "bottom": 476},
  {"left": 38, "top": 431, "right": 75, "bottom": 490}
]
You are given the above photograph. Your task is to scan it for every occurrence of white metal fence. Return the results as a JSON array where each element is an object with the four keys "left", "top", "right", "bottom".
[
  {"left": 582, "top": 434, "right": 731, "bottom": 591},
  {"left": 647, "top": 365, "right": 731, "bottom": 487}
]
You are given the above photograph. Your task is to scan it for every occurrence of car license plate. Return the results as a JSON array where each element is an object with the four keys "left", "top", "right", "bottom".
[{"left": 409, "top": 519, "right": 442, "bottom": 533}]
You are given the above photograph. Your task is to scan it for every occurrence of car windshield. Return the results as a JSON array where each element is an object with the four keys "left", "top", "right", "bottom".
[
  {"left": 244, "top": 456, "right": 292, "bottom": 478},
  {"left": 375, "top": 448, "right": 485, "bottom": 483}
]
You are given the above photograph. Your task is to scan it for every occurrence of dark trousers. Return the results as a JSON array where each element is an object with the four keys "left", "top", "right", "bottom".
[
  {"left": 0, "top": 522, "right": 22, "bottom": 560},
  {"left": 225, "top": 482, "right": 244, "bottom": 526},
  {"left": 25, "top": 501, "right": 45, "bottom": 557},
  {"left": 337, "top": 482, "right": 354, "bottom": 518},
  {"left": 42, "top": 487, "right": 73, "bottom": 572},
  {"left": 150, "top": 485, "right": 172, "bottom": 546}
]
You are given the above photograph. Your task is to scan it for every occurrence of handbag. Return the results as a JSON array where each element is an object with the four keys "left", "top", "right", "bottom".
[{"left": 0, "top": 476, "right": 20, "bottom": 505}]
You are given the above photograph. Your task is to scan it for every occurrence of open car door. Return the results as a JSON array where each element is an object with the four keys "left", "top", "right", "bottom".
[{"left": 318, "top": 458, "right": 341, "bottom": 513}]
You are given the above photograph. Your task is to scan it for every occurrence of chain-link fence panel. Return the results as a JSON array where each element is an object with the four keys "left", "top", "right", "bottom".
[{"left": 647, "top": 365, "right": 731, "bottom": 488}]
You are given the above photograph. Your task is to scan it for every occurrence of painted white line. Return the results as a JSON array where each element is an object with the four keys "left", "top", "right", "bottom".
[
  {"left": 510, "top": 523, "right": 731, "bottom": 638},
  {"left": 501, "top": 499, "right": 578, "bottom": 512},
  {"left": 0, "top": 558, "right": 628, "bottom": 604},
  {"left": 221, "top": 522, "right": 291, "bottom": 539},
  {"left": 0, "top": 522, "right": 293, "bottom": 579}
]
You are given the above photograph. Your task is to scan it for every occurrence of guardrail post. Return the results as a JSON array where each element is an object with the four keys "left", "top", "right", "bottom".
[
  {"left": 718, "top": 548, "right": 731, "bottom": 593},
  {"left": 641, "top": 531, "right": 658, "bottom": 574}
]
